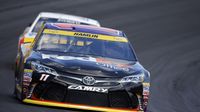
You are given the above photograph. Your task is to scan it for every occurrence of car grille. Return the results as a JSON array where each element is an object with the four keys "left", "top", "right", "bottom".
[
  {"left": 66, "top": 90, "right": 108, "bottom": 106},
  {"left": 40, "top": 82, "right": 67, "bottom": 102},
  {"left": 33, "top": 81, "right": 138, "bottom": 108},
  {"left": 57, "top": 75, "right": 120, "bottom": 87},
  {"left": 57, "top": 75, "right": 82, "bottom": 85},
  {"left": 109, "top": 90, "right": 138, "bottom": 108}
]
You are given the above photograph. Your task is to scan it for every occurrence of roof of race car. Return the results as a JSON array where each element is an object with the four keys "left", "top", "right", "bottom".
[
  {"left": 44, "top": 23, "right": 126, "bottom": 37},
  {"left": 39, "top": 12, "right": 100, "bottom": 27}
]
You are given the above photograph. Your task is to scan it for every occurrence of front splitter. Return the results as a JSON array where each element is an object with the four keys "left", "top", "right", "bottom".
[{"left": 23, "top": 99, "right": 143, "bottom": 112}]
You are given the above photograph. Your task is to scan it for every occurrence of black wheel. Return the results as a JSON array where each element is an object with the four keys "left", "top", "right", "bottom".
[{"left": 14, "top": 66, "right": 26, "bottom": 101}]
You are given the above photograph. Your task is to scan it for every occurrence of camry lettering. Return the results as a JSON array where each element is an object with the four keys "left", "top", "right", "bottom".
[{"left": 68, "top": 85, "right": 108, "bottom": 93}]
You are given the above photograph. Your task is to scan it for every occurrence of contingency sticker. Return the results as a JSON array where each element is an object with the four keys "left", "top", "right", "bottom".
[{"left": 24, "top": 69, "right": 33, "bottom": 77}]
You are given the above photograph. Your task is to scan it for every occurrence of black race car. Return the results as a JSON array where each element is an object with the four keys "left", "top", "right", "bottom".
[{"left": 14, "top": 23, "right": 150, "bottom": 112}]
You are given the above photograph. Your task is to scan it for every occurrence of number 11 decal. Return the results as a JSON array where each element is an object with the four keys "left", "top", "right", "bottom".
[{"left": 40, "top": 74, "right": 49, "bottom": 81}]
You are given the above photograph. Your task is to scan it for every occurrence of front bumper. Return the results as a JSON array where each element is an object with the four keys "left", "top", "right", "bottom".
[
  {"left": 23, "top": 99, "right": 143, "bottom": 112},
  {"left": 22, "top": 70, "right": 149, "bottom": 111},
  {"left": 31, "top": 80, "right": 142, "bottom": 109}
]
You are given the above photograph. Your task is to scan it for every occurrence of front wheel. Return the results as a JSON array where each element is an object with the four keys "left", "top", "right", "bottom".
[{"left": 14, "top": 74, "right": 26, "bottom": 101}]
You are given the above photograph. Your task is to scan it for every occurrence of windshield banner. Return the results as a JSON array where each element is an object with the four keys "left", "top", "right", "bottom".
[{"left": 43, "top": 29, "right": 128, "bottom": 43}]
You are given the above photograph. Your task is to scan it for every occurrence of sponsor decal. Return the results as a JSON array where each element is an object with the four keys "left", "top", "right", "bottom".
[
  {"left": 23, "top": 69, "right": 32, "bottom": 85},
  {"left": 42, "top": 54, "right": 57, "bottom": 59},
  {"left": 143, "top": 86, "right": 149, "bottom": 91},
  {"left": 23, "top": 37, "right": 34, "bottom": 43},
  {"left": 42, "top": 54, "right": 97, "bottom": 62},
  {"left": 143, "top": 83, "right": 150, "bottom": 96},
  {"left": 143, "top": 82, "right": 150, "bottom": 87},
  {"left": 143, "top": 91, "right": 149, "bottom": 96},
  {"left": 23, "top": 76, "right": 32, "bottom": 82},
  {"left": 42, "top": 54, "right": 130, "bottom": 72},
  {"left": 56, "top": 56, "right": 96, "bottom": 62},
  {"left": 74, "top": 32, "right": 98, "bottom": 38},
  {"left": 43, "top": 29, "right": 128, "bottom": 42},
  {"left": 24, "top": 69, "right": 33, "bottom": 77},
  {"left": 57, "top": 19, "right": 80, "bottom": 24},
  {"left": 96, "top": 62, "right": 129, "bottom": 71},
  {"left": 23, "top": 69, "right": 33, "bottom": 86},
  {"left": 68, "top": 85, "right": 108, "bottom": 93}
]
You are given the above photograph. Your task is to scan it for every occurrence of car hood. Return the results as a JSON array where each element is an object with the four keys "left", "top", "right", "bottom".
[{"left": 28, "top": 51, "right": 145, "bottom": 77}]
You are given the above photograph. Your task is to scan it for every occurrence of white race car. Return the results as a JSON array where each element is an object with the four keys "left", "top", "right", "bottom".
[{"left": 17, "top": 12, "right": 100, "bottom": 50}]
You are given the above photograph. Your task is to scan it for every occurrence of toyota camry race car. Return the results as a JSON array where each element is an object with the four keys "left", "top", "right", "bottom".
[
  {"left": 16, "top": 12, "right": 100, "bottom": 60},
  {"left": 14, "top": 23, "right": 150, "bottom": 112}
]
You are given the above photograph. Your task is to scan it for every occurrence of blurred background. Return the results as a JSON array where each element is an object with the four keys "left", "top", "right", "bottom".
[{"left": 0, "top": 0, "right": 200, "bottom": 112}]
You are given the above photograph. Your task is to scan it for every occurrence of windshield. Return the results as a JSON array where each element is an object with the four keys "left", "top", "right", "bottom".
[
  {"left": 35, "top": 31, "right": 136, "bottom": 61},
  {"left": 32, "top": 17, "right": 91, "bottom": 33}
]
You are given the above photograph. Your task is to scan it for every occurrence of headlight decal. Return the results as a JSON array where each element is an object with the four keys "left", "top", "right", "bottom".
[
  {"left": 120, "top": 73, "right": 144, "bottom": 83},
  {"left": 31, "top": 61, "right": 58, "bottom": 76}
]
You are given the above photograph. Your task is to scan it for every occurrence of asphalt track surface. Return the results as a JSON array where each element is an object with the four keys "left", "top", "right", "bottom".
[{"left": 0, "top": 0, "right": 200, "bottom": 112}]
